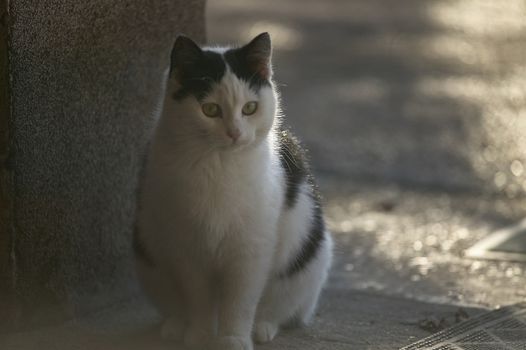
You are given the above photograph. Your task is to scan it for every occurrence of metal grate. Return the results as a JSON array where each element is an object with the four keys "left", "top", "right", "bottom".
[{"left": 400, "top": 303, "right": 526, "bottom": 350}]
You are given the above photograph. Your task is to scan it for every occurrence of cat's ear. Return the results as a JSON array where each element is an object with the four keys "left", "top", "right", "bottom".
[
  {"left": 170, "top": 35, "right": 203, "bottom": 79},
  {"left": 241, "top": 32, "right": 272, "bottom": 80}
]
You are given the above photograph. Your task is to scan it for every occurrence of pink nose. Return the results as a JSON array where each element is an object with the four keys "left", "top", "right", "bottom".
[{"left": 227, "top": 129, "right": 241, "bottom": 142}]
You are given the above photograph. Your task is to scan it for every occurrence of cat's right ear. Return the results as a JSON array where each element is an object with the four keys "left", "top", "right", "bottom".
[{"left": 170, "top": 35, "right": 203, "bottom": 79}]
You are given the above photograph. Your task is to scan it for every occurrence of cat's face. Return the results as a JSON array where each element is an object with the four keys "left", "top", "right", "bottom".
[{"left": 167, "top": 33, "right": 277, "bottom": 151}]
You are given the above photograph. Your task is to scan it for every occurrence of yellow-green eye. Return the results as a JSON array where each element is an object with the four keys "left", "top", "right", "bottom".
[
  {"left": 201, "top": 103, "right": 221, "bottom": 118},
  {"left": 242, "top": 101, "right": 258, "bottom": 116}
]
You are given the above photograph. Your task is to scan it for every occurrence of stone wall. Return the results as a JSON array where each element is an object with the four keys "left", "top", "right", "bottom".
[{"left": 0, "top": 0, "right": 206, "bottom": 331}]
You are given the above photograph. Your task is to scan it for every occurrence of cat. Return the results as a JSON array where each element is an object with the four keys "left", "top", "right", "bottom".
[{"left": 134, "top": 32, "right": 333, "bottom": 350}]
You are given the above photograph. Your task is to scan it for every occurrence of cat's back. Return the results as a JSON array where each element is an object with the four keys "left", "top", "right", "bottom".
[{"left": 275, "top": 126, "right": 319, "bottom": 203}]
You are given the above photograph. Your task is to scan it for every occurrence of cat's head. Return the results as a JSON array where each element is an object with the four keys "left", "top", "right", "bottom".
[{"left": 164, "top": 33, "right": 278, "bottom": 151}]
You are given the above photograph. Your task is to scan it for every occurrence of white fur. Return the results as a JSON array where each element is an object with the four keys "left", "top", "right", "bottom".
[{"left": 136, "top": 56, "right": 332, "bottom": 350}]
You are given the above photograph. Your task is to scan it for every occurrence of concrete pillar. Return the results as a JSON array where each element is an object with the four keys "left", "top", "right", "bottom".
[{"left": 0, "top": 0, "right": 206, "bottom": 331}]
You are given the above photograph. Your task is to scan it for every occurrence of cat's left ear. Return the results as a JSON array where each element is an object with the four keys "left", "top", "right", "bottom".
[
  {"left": 241, "top": 32, "right": 273, "bottom": 80},
  {"left": 170, "top": 35, "right": 203, "bottom": 79}
]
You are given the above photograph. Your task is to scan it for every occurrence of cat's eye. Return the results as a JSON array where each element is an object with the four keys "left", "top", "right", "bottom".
[
  {"left": 242, "top": 101, "right": 258, "bottom": 116},
  {"left": 202, "top": 103, "right": 222, "bottom": 118}
]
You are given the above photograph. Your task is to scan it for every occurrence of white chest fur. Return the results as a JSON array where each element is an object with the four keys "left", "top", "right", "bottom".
[{"left": 140, "top": 137, "right": 285, "bottom": 260}]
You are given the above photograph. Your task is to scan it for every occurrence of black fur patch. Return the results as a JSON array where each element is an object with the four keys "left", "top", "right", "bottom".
[
  {"left": 278, "top": 128, "right": 309, "bottom": 208},
  {"left": 224, "top": 32, "right": 272, "bottom": 91},
  {"left": 281, "top": 195, "right": 326, "bottom": 278},
  {"left": 278, "top": 128, "right": 326, "bottom": 277},
  {"left": 172, "top": 50, "right": 226, "bottom": 101},
  {"left": 224, "top": 49, "right": 271, "bottom": 91},
  {"left": 170, "top": 33, "right": 271, "bottom": 101}
]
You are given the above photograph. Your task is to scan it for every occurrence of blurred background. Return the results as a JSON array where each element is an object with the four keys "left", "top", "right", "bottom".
[{"left": 208, "top": 0, "right": 526, "bottom": 307}]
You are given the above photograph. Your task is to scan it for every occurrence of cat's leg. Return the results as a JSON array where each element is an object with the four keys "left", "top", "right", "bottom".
[
  {"left": 209, "top": 253, "right": 271, "bottom": 350},
  {"left": 254, "top": 233, "right": 332, "bottom": 344},
  {"left": 135, "top": 260, "right": 186, "bottom": 341},
  {"left": 253, "top": 273, "right": 314, "bottom": 343},
  {"left": 295, "top": 234, "right": 333, "bottom": 324},
  {"left": 176, "top": 263, "right": 216, "bottom": 349},
  {"left": 253, "top": 280, "right": 291, "bottom": 344}
]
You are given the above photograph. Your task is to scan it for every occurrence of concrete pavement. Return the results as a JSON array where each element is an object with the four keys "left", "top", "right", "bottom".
[{"left": 1, "top": 291, "right": 485, "bottom": 350}]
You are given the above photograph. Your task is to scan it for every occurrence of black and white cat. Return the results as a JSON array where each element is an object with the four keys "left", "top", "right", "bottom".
[{"left": 135, "top": 33, "right": 332, "bottom": 350}]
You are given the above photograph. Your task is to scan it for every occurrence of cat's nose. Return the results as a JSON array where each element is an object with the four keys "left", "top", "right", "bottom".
[{"left": 227, "top": 129, "right": 241, "bottom": 142}]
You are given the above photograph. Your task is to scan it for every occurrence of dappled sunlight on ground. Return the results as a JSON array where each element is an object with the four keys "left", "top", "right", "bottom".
[{"left": 324, "top": 181, "right": 526, "bottom": 307}]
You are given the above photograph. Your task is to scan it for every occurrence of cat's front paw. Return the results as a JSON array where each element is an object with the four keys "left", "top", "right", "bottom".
[
  {"left": 254, "top": 321, "right": 278, "bottom": 344},
  {"left": 184, "top": 327, "right": 212, "bottom": 348},
  {"left": 207, "top": 336, "right": 253, "bottom": 350},
  {"left": 160, "top": 317, "right": 185, "bottom": 341}
]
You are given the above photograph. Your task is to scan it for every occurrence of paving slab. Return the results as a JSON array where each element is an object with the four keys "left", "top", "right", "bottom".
[{"left": 0, "top": 291, "right": 485, "bottom": 350}]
